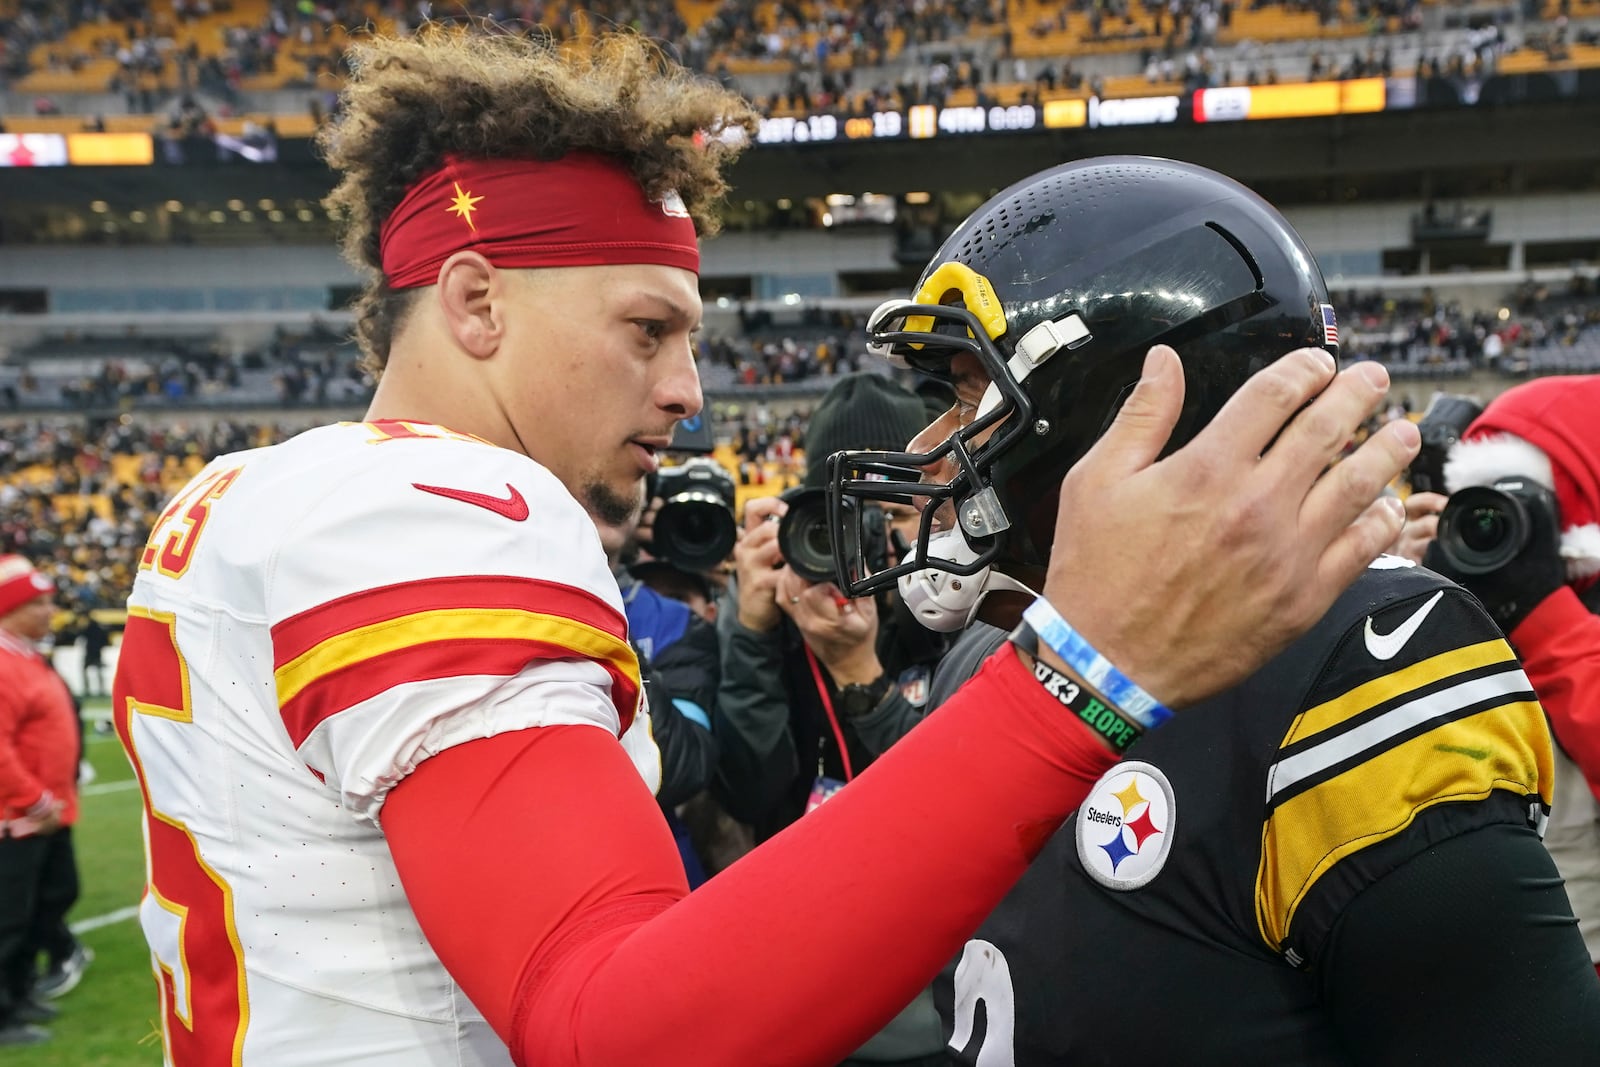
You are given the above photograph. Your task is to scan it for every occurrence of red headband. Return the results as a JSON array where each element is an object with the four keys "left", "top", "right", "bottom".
[{"left": 378, "top": 152, "right": 700, "bottom": 289}]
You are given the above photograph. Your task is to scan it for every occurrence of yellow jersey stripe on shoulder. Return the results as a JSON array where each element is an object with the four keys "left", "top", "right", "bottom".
[
  {"left": 1284, "top": 638, "right": 1513, "bottom": 743},
  {"left": 1267, "top": 666, "right": 1533, "bottom": 802},
  {"left": 1257, "top": 697, "right": 1548, "bottom": 951}
]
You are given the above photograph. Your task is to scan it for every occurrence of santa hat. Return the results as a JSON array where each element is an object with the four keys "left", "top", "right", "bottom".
[
  {"left": 0, "top": 554, "right": 55, "bottom": 618},
  {"left": 1443, "top": 375, "right": 1600, "bottom": 586}
]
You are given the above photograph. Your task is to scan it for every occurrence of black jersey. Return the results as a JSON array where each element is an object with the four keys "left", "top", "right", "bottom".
[{"left": 935, "top": 559, "right": 1568, "bottom": 1066}]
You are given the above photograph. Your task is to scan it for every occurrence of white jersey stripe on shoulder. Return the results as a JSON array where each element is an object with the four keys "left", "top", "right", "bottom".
[{"left": 1267, "top": 667, "right": 1534, "bottom": 803}]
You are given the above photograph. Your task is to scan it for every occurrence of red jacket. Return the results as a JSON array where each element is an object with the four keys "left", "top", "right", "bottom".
[
  {"left": 1513, "top": 588, "right": 1600, "bottom": 803},
  {"left": 0, "top": 628, "right": 79, "bottom": 835}
]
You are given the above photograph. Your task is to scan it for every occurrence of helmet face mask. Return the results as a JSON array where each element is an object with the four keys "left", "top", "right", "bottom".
[{"left": 826, "top": 156, "right": 1338, "bottom": 619}]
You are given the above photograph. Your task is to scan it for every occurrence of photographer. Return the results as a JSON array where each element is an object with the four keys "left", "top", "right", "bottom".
[
  {"left": 1388, "top": 391, "right": 1484, "bottom": 563},
  {"left": 593, "top": 496, "right": 722, "bottom": 884},
  {"left": 1424, "top": 374, "right": 1600, "bottom": 974},
  {"left": 715, "top": 373, "right": 949, "bottom": 1067}
]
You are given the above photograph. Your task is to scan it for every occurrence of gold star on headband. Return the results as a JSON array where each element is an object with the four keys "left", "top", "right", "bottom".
[{"left": 446, "top": 180, "right": 483, "bottom": 233}]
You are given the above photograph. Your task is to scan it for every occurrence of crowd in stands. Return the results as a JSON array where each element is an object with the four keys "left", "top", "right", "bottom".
[
  {"left": 1, "top": 321, "right": 376, "bottom": 411},
  {"left": 0, "top": 403, "right": 820, "bottom": 632},
  {"left": 0, "top": 416, "right": 278, "bottom": 629},
  {"left": 1338, "top": 272, "right": 1600, "bottom": 378},
  {"left": 698, "top": 306, "right": 877, "bottom": 387},
  {"left": 3, "top": 278, "right": 1598, "bottom": 414},
  {"left": 5, "top": 0, "right": 1595, "bottom": 132}
]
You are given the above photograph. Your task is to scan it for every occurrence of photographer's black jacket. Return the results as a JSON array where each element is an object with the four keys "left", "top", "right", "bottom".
[
  {"left": 713, "top": 591, "right": 946, "bottom": 842},
  {"left": 930, "top": 562, "right": 1600, "bottom": 1065},
  {"left": 618, "top": 572, "right": 719, "bottom": 811}
]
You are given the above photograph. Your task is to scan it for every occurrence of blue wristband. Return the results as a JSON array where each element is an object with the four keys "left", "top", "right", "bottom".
[{"left": 1021, "top": 597, "right": 1173, "bottom": 730}]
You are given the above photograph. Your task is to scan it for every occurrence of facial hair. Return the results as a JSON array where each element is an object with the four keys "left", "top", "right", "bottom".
[{"left": 584, "top": 477, "right": 645, "bottom": 529}]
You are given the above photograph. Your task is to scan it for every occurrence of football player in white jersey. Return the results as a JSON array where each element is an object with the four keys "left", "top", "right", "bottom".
[{"left": 112, "top": 30, "right": 1422, "bottom": 1067}]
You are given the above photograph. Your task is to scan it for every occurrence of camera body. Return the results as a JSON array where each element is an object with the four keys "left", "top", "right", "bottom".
[
  {"left": 1408, "top": 393, "right": 1484, "bottom": 495},
  {"left": 1435, "top": 476, "right": 1561, "bottom": 576},
  {"left": 652, "top": 457, "right": 738, "bottom": 572},
  {"left": 778, "top": 486, "right": 890, "bottom": 585}
]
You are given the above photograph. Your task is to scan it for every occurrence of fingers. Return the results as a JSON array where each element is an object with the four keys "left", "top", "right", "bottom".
[
  {"left": 1198, "top": 347, "right": 1340, "bottom": 463},
  {"left": 1261, "top": 360, "right": 1393, "bottom": 486},
  {"left": 774, "top": 567, "right": 809, "bottom": 605},
  {"left": 1403, "top": 491, "right": 1448, "bottom": 522},
  {"left": 1315, "top": 493, "right": 1410, "bottom": 603},
  {"left": 742, "top": 493, "right": 786, "bottom": 531},
  {"left": 1404, "top": 513, "right": 1440, "bottom": 545},
  {"left": 733, "top": 517, "right": 784, "bottom": 585},
  {"left": 1082, "top": 345, "right": 1185, "bottom": 476},
  {"left": 1300, "top": 415, "right": 1419, "bottom": 548}
]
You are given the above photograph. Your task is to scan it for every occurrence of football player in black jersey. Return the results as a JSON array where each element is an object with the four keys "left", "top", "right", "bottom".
[{"left": 826, "top": 157, "right": 1600, "bottom": 1065}]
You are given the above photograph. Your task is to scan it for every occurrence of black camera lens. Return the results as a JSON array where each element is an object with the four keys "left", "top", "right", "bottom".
[
  {"left": 1460, "top": 506, "right": 1509, "bottom": 553},
  {"left": 1436, "top": 485, "right": 1530, "bottom": 575},
  {"left": 655, "top": 495, "right": 737, "bottom": 572},
  {"left": 776, "top": 488, "right": 838, "bottom": 584},
  {"left": 651, "top": 458, "right": 738, "bottom": 573},
  {"left": 778, "top": 486, "right": 892, "bottom": 586}
]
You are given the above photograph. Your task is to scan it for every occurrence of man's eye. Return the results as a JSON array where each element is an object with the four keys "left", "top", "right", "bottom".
[{"left": 635, "top": 320, "right": 666, "bottom": 341}]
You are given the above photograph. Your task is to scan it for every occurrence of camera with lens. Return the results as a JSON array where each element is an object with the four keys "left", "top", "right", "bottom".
[
  {"left": 777, "top": 486, "right": 891, "bottom": 586},
  {"left": 1435, "top": 476, "right": 1560, "bottom": 576},
  {"left": 651, "top": 457, "right": 737, "bottom": 572},
  {"left": 1408, "top": 393, "right": 1484, "bottom": 495}
]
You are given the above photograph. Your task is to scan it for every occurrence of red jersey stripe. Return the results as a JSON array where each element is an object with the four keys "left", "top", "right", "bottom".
[
  {"left": 271, "top": 575, "right": 626, "bottom": 670},
  {"left": 279, "top": 634, "right": 639, "bottom": 748}
]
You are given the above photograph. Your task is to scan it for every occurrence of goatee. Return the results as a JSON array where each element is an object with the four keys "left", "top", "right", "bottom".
[{"left": 584, "top": 479, "right": 644, "bottom": 528}]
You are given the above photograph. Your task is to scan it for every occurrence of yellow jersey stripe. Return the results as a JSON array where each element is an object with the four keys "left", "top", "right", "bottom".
[
  {"left": 1257, "top": 697, "right": 1550, "bottom": 949},
  {"left": 1285, "top": 638, "right": 1513, "bottom": 743},
  {"left": 275, "top": 607, "right": 634, "bottom": 707}
]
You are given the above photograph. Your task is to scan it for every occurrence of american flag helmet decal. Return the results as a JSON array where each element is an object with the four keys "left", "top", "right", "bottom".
[{"left": 1320, "top": 303, "right": 1340, "bottom": 350}]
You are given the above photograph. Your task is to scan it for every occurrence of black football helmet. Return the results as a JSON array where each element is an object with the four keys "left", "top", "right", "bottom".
[{"left": 826, "top": 156, "right": 1339, "bottom": 626}]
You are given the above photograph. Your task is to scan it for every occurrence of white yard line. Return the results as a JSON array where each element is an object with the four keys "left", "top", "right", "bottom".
[
  {"left": 70, "top": 904, "right": 141, "bottom": 934},
  {"left": 80, "top": 779, "right": 139, "bottom": 797}
]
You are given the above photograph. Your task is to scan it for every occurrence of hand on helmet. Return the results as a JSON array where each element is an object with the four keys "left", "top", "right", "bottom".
[{"left": 1041, "top": 344, "right": 1417, "bottom": 709}]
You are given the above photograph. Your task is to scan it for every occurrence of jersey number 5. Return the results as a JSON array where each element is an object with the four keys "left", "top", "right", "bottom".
[
  {"left": 114, "top": 606, "right": 249, "bottom": 1065},
  {"left": 948, "top": 938, "right": 1017, "bottom": 1067}
]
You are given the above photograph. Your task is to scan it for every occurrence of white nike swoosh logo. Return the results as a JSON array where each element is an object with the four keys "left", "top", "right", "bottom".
[{"left": 1363, "top": 590, "right": 1445, "bottom": 660}]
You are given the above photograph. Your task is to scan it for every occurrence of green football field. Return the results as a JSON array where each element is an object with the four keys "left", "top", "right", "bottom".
[{"left": 14, "top": 701, "right": 165, "bottom": 1067}]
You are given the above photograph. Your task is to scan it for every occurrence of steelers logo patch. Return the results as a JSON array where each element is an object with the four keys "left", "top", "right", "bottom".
[{"left": 1075, "top": 761, "right": 1176, "bottom": 891}]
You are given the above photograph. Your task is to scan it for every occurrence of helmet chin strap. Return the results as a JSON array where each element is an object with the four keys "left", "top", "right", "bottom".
[{"left": 897, "top": 529, "right": 1036, "bottom": 633}]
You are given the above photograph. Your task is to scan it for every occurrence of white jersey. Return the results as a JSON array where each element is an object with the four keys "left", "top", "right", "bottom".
[{"left": 113, "top": 419, "right": 654, "bottom": 1066}]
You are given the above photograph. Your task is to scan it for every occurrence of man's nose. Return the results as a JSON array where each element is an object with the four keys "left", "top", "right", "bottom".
[
  {"left": 906, "top": 409, "right": 962, "bottom": 481},
  {"left": 659, "top": 340, "right": 703, "bottom": 420}
]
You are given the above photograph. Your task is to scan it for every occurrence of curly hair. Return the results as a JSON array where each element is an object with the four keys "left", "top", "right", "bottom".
[{"left": 319, "top": 28, "right": 759, "bottom": 374}]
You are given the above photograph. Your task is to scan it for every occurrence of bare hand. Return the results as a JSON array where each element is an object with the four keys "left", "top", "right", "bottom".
[
  {"left": 633, "top": 494, "right": 664, "bottom": 559},
  {"left": 1043, "top": 344, "right": 1418, "bottom": 708},
  {"left": 733, "top": 495, "right": 788, "bottom": 632},
  {"left": 35, "top": 798, "right": 67, "bottom": 835},
  {"left": 1387, "top": 491, "right": 1447, "bottom": 565},
  {"left": 776, "top": 568, "right": 882, "bottom": 685}
]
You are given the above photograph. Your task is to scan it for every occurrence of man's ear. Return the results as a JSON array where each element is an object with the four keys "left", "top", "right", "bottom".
[{"left": 436, "top": 251, "right": 503, "bottom": 360}]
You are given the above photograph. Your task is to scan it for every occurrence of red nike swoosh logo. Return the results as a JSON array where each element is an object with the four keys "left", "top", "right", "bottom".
[{"left": 412, "top": 482, "right": 529, "bottom": 521}]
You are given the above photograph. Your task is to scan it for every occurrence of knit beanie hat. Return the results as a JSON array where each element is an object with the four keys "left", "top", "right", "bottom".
[
  {"left": 1443, "top": 374, "right": 1600, "bottom": 586},
  {"left": 803, "top": 373, "right": 930, "bottom": 489},
  {"left": 0, "top": 554, "right": 54, "bottom": 618}
]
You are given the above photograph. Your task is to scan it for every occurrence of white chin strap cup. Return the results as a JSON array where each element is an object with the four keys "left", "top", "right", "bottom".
[{"left": 897, "top": 529, "right": 1036, "bottom": 633}]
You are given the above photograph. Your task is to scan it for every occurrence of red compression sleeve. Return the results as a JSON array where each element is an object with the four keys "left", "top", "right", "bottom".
[
  {"left": 384, "top": 646, "right": 1117, "bottom": 1067},
  {"left": 1512, "top": 589, "right": 1600, "bottom": 803}
]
